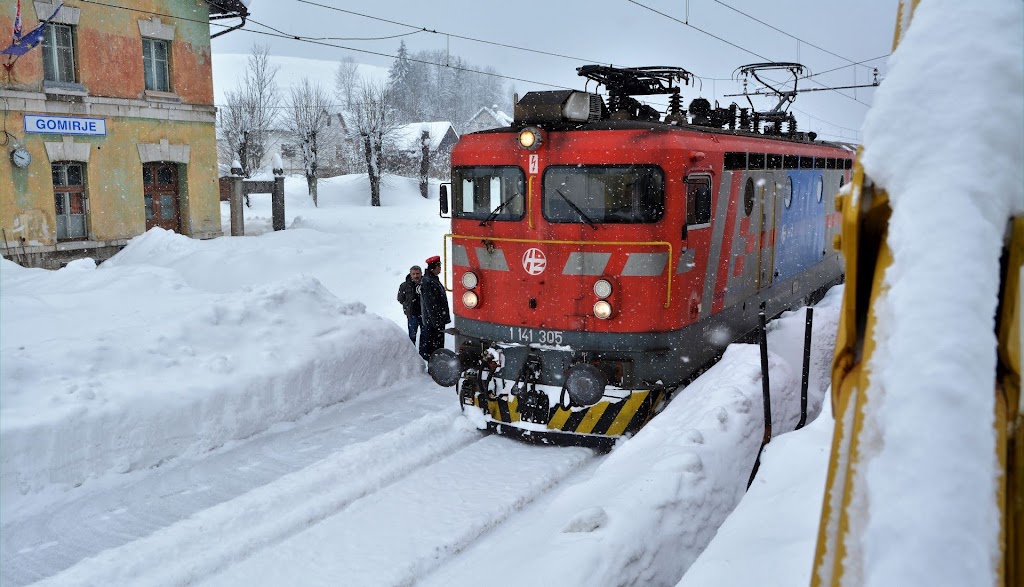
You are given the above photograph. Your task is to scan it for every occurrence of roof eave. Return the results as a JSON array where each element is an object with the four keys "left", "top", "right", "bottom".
[{"left": 207, "top": 1, "right": 249, "bottom": 19}]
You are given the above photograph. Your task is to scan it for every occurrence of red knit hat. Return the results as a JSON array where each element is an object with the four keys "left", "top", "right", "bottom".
[{"left": 425, "top": 255, "right": 441, "bottom": 265}]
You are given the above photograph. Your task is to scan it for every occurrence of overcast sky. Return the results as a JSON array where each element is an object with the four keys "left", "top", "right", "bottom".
[{"left": 211, "top": 0, "right": 897, "bottom": 142}]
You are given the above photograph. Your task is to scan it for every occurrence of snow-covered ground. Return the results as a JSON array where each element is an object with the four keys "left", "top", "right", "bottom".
[{"left": 1, "top": 174, "right": 845, "bottom": 585}]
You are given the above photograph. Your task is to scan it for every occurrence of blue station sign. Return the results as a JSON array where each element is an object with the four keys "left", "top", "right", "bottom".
[{"left": 24, "top": 114, "right": 107, "bottom": 136}]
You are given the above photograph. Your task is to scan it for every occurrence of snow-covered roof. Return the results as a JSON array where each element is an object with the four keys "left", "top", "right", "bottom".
[
  {"left": 391, "top": 122, "right": 457, "bottom": 151},
  {"left": 469, "top": 106, "right": 513, "bottom": 127}
]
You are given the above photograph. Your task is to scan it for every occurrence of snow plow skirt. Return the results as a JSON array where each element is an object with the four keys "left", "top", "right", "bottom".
[
  {"left": 469, "top": 388, "right": 666, "bottom": 450},
  {"left": 487, "top": 420, "right": 617, "bottom": 451}
]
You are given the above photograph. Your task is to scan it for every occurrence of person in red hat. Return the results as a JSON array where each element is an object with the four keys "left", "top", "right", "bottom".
[{"left": 418, "top": 255, "right": 450, "bottom": 360}]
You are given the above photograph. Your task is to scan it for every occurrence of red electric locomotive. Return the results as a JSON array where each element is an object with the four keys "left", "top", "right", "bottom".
[{"left": 428, "top": 64, "right": 850, "bottom": 448}]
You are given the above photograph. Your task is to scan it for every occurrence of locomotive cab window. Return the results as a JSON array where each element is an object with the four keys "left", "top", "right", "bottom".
[
  {"left": 452, "top": 166, "right": 525, "bottom": 221},
  {"left": 685, "top": 175, "right": 712, "bottom": 229},
  {"left": 543, "top": 165, "right": 664, "bottom": 224}
]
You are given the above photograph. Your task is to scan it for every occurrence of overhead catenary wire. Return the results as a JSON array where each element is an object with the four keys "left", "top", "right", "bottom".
[
  {"left": 712, "top": 0, "right": 890, "bottom": 74},
  {"left": 624, "top": 0, "right": 874, "bottom": 108},
  {"left": 76, "top": 0, "right": 573, "bottom": 90},
  {"left": 75, "top": 0, "right": 860, "bottom": 137}
]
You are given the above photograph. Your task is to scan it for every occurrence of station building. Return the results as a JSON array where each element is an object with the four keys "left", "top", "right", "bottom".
[{"left": 0, "top": 0, "right": 248, "bottom": 268}]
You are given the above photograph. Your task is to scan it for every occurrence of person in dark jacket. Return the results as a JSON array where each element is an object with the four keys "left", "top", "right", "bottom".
[
  {"left": 397, "top": 265, "right": 423, "bottom": 344},
  {"left": 419, "top": 255, "right": 450, "bottom": 360}
]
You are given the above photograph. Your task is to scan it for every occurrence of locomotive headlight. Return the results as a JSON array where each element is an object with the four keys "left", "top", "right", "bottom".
[
  {"left": 461, "top": 271, "right": 479, "bottom": 289},
  {"left": 562, "top": 92, "right": 593, "bottom": 122},
  {"left": 593, "top": 300, "right": 613, "bottom": 320},
  {"left": 518, "top": 127, "right": 543, "bottom": 150},
  {"left": 593, "top": 279, "right": 613, "bottom": 299},
  {"left": 462, "top": 291, "right": 479, "bottom": 309},
  {"left": 565, "top": 363, "right": 606, "bottom": 406}
]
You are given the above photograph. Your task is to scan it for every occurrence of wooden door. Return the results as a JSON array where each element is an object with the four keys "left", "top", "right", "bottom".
[{"left": 143, "top": 162, "right": 181, "bottom": 232}]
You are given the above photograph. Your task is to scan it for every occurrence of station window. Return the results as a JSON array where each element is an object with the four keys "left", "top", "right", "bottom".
[
  {"left": 142, "top": 38, "right": 171, "bottom": 92},
  {"left": 452, "top": 166, "right": 525, "bottom": 221},
  {"left": 747, "top": 153, "right": 765, "bottom": 169},
  {"left": 43, "top": 23, "right": 76, "bottom": 84},
  {"left": 685, "top": 175, "right": 712, "bottom": 228},
  {"left": 52, "top": 162, "right": 88, "bottom": 240},
  {"left": 543, "top": 165, "right": 664, "bottom": 224}
]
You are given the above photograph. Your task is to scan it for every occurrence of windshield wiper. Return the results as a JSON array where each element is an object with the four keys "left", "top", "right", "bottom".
[
  {"left": 555, "top": 189, "right": 598, "bottom": 230},
  {"left": 480, "top": 192, "right": 520, "bottom": 226}
]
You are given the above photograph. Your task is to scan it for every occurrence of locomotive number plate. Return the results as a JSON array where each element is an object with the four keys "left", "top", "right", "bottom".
[{"left": 509, "top": 327, "right": 563, "bottom": 345}]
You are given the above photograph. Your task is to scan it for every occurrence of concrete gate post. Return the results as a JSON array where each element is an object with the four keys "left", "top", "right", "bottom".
[
  {"left": 272, "top": 158, "right": 285, "bottom": 231},
  {"left": 230, "top": 161, "right": 245, "bottom": 237}
]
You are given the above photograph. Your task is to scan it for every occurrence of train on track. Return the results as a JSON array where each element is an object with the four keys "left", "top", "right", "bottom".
[{"left": 428, "top": 63, "right": 850, "bottom": 449}]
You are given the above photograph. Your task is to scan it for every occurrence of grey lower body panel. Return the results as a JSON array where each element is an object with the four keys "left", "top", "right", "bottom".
[{"left": 453, "top": 261, "right": 843, "bottom": 389}]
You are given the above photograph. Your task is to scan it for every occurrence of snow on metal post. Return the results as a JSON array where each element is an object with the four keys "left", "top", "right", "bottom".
[
  {"left": 797, "top": 306, "right": 814, "bottom": 429},
  {"left": 230, "top": 160, "right": 244, "bottom": 236},
  {"left": 748, "top": 304, "right": 773, "bottom": 488},
  {"left": 272, "top": 153, "right": 285, "bottom": 231}
]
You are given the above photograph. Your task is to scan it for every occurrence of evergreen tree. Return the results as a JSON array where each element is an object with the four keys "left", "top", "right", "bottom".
[{"left": 388, "top": 41, "right": 415, "bottom": 123}]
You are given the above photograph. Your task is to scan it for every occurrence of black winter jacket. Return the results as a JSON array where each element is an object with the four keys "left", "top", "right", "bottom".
[
  {"left": 419, "top": 270, "right": 451, "bottom": 331},
  {"left": 397, "top": 274, "right": 421, "bottom": 317}
]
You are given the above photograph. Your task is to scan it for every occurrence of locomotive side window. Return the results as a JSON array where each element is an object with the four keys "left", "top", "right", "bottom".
[
  {"left": 747, "top": 153, "right": 766, "bottom": 169},
  {"left": 783, "top": 155, "right": 799, "bottom": 169},
  {"left": 542, "top": 165, "right": 664, "bottom": 224},
  {"left": 768, "top": 154, "right": 783, "bottom": 169},
  {"left": 724, "top": 152, "right": 746, "bottom": 170},
  {"left": 685, "top": 175, "right": 712, "bottom": 228},
  {"left": 744, "top": 177, "right": 755, "bottom": 216},
  {"left": 799, "top": 156, "right": 814, "bottom": 169},
  {"left": 452, "top": 166, "right": 525, "bottom": 221}
]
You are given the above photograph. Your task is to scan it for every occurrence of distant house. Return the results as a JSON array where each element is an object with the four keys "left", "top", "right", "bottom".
[
  {"left": 464, "top": 106, "right": 513, "bottom": 134},
  {"left": 387, "top": 122, "right": 458, "bottom": 179},
  {"left": 218, "top": 111, "right": 352, "bottom": 178}
]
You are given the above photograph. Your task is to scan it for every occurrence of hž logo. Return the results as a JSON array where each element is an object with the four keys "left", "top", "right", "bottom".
[{"left": 522, "top": 247, "right": 546, "bottom": 275}]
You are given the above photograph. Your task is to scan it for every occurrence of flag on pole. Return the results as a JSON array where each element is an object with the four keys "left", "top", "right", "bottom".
[
  {"left": 2, "top": 2, "right": 60, "bottom": 57},
  {"left": 13, "top": 0, "right": 23, "bottom": 42}
]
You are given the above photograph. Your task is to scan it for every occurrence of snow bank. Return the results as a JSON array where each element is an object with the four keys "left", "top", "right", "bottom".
[
  {"left": 0, "top": 228, "right": 422, "bottom": 508},
  {"left": 680, "top": 394, "right": 835, "bottom": 587},
  {"left": 424, "top": 289, "right": 842, "bottom": 587},
  {"left": 851, "top": 1, "right": 1024, "bottom": 584}
]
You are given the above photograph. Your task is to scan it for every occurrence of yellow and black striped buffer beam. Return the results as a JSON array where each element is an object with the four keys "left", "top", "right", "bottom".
[{"left": 477, "top": 390, "right": 664, "bottom": 437}]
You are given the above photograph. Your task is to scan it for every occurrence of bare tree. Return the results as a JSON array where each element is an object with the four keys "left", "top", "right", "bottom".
[
  {"left": 352, "top": 81, "right": 400, "bottom": 207},
  {"left": 217, "top": 44, "right": 280, "bottom": 180},
  {"left": 419, "top": 130, "right": 430, "bottom": 199},
  {"left": 334, "top": 56, "right": 360, "bottom": 112},
  {"left": 286, "top": 78, "right": 333, "bottom": 206}
]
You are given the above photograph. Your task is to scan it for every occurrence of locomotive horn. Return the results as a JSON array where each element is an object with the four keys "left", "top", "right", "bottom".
[
  {"left": 428, "top": 348, "right": 462, "bottom": 387},
  {"left": 565, "top": 364, "right": 607, "bottom": 406}
]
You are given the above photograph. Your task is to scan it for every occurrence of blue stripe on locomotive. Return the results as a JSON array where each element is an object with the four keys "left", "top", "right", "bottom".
[{"left": 774, "top": 169, "right": 828, "bottom": 282}]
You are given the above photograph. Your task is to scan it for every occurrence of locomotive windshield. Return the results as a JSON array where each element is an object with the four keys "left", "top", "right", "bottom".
[
  {"left": 452, "top": 166, "right": 525, "bottom": 221},
  {"left": 543, "top": 165, "right": 665, "bottom": 224}
]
